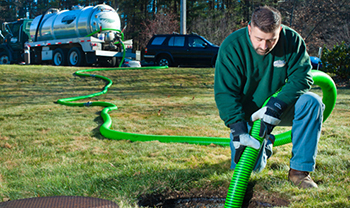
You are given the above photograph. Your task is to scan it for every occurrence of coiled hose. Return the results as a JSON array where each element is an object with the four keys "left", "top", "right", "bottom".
[{"left": 57, "top": 68, "right": 336, "bottom": 208}]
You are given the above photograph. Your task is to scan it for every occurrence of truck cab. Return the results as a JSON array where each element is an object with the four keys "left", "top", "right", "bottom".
[{"left": 0, "top": 19, "right": 32, "bottom": 64}]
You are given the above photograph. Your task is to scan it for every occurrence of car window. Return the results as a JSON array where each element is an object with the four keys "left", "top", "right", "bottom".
[
  {"left": 188, "top": 37, "right": 206, "bottom": 48},
  {"left": 168, "top": 36, "right": 185, "bottom": 47},
  {"left": 151, "top": 37, "right": 166, "bottom": 45},
  {"left": 25, "top": 21, "right": 32, "bottom": 30},
  {"left": 200, "top": 36, "right": 216, "bottom": 46}
]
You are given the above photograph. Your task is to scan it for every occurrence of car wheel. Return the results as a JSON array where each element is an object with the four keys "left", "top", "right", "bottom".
[
  {"left": 157, "top": 56, "right": 172, "bottom": 66},
  {"left": 0, "top": 52, "right": 10, "bottom": 64},
  {"left": 68, "top": 47, "right": 85, "bottom": 66},
  {"left": 52, "top": 48, "right": 67, "bottom": 66}
]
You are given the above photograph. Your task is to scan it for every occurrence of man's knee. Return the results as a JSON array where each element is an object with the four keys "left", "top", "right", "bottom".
[
  {"left": 295, "top": 92, "right": 325, "bottom": 119},
  {"left": 298, "top": 92, "right": 323, "bottom": 108}
]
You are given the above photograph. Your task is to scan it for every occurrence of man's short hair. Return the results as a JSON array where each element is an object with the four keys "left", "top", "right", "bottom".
[{"left": 251, "top": 6, "right": 282, "bottom": 33}]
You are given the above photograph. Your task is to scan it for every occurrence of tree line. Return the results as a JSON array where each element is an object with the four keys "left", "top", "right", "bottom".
[{"left": 0, "top": 0, "right": 349, "bottom": 55}]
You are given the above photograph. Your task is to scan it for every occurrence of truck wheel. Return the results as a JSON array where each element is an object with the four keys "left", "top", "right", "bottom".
[
  {"left": 68, "top": 47, "right": 85, "bottom": 66},
  {"left": 109, "top": 57, "right": 117, "bottom": 67},
  {"left": 0, "top": 52, "right": 10, "bottom": 64},
  {"left": 98, "top": 57, "right": 117, "bottom": 67},
  {"left": 53, "top": 48, "right": 67, "bottom": 66},
  {"left": 157, "top": 56, "right": 172, "bottom": 66}
]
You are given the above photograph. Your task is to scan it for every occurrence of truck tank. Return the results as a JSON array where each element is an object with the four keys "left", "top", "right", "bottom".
[{"left": 30, "top": 4, "right": 121, "bottom": 41}]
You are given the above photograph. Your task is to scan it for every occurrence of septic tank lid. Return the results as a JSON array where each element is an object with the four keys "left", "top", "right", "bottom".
[{"left": 0, "top": 196, "right": 119, "bottom": 208}]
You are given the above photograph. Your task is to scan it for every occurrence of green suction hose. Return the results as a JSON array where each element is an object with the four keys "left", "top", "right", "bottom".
[
  {"left": 224, "top": 90, "right": 280, "bottom": 207},
  {"left": 117, "top": 41, "right": 126, "bottom": 68},
  {"left": 57, "top": 67, "right": 336, "bottom": 207}
]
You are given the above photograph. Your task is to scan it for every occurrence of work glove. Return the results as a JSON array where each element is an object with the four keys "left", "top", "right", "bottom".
[
  {"left": 230, "top": 121, "right": 261, "bottom": 164},
  {"left": 251, "top": 97, "right": 287, "bottom": 138}
]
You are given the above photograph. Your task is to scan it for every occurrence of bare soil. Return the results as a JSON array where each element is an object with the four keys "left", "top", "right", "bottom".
[{"left": 138, "top": 183, "right": 289, "bottom": 208}]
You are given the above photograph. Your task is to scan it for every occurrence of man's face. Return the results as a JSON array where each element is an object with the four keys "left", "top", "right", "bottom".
[{"left": 248, "top": 24, "right": 281, "bottom": 55}]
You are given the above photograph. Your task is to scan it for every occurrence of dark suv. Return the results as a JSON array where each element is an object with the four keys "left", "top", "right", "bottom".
[{"left": 144, "top": 33, "right": 219, "bottom": 67}]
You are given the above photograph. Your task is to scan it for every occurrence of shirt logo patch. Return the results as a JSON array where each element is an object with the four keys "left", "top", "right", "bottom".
[{"left": 273, "top": 60, "right": 286, "bottom": 68}]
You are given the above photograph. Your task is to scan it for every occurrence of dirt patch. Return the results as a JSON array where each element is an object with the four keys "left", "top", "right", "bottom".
[
  {"left": 138, "top": 184, "right": 289, "bottom": 208},
  {"left": 247, "top": 189, "right": 290, "bottom": 208}
]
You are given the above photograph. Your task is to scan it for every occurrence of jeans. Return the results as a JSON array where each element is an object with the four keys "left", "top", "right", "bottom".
[{"left": 230, "top": 92, "right": 325, "bottom": 172}]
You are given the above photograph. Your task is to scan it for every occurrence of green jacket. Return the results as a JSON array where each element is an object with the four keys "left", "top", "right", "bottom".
[{"left": 214, "top": 25, "right": 313, "bottom": 127}]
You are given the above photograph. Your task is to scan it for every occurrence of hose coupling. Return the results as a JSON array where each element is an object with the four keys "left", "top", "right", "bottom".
[{"left": 84, "top": 101, "right": 93, "bottom": 106}]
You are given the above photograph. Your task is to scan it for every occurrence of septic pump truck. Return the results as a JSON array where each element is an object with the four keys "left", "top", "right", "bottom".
[{"left": 0, "top": 4, "right": 133, "bottom": 66}]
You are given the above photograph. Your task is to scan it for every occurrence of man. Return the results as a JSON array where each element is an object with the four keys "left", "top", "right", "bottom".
[{"left": 214, "top": 6, "right": 324, "bottom": 189}]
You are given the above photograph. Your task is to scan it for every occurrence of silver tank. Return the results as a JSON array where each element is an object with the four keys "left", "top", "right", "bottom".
[{"left": 30, "top": 4, "right": 121, "bottom": 41}]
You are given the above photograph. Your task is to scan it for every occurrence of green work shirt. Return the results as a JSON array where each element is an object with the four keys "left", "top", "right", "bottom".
[{"left": 214, "top": 25, "right": 313, "bottom": 127}]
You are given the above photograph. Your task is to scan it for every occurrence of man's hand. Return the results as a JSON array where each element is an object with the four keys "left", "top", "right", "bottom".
[
  {"left": 251, "top": 97, "right": 287, "bottom": 138},
  {"left": 230, "top": 121, "right": 260, "bottom": 164}
]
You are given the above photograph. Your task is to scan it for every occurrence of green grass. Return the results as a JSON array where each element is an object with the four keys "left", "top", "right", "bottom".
[{"left": 0, "top": 65, "right": 349, "bottom": 207}]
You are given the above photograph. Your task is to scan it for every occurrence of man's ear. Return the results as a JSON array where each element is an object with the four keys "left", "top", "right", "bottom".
[{"left": 248, "top": 24, "right": 251, "bottom": 35}]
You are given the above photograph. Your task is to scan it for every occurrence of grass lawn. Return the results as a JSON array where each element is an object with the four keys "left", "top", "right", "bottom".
[{"left": 0, "top": 65, "right": 349, "bottom": 207}]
